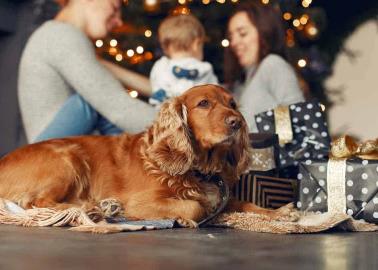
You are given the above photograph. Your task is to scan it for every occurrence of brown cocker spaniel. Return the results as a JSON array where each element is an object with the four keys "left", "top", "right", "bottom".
[{"left": 0, "top": 85, "right": 292, "bottom": 227}]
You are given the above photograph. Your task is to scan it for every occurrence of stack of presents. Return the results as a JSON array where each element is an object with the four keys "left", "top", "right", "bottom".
[{"left": 234, "top": 100, "right": 378, "bottom": 224}]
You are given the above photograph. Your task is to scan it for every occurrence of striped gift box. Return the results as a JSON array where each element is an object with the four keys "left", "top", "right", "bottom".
[{"left": 233, "top": 173, "right": 298, "bottom": 209}]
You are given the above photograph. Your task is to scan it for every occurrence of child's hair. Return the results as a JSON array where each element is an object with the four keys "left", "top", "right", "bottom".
[{"left": 158, "top": 14, "right": 206, "bottom": 55}]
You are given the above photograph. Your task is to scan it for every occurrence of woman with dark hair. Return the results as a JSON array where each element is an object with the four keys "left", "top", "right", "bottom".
[{"left": 224, "top": 2, "right": 304, "bottom": 132}]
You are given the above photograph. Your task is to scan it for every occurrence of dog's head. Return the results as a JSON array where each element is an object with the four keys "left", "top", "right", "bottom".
[{"left": 146, "top": 84, "right": 250, "bottom": 183}]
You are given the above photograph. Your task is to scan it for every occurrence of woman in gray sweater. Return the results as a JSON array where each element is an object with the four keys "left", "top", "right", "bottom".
[
  {"left": 224, "top": 2, "right": 305, "bottom": 132},
  {"left": 18, "top": 0, "right": 155, "bottom": 143}
]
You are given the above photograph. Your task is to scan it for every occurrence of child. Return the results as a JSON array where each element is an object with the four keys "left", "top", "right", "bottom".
[{"left": 149, "top": 14, "right": 218, "bottom": 106}]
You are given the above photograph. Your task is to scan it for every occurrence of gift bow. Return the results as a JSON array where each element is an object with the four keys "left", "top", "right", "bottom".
[
  {"left": 326, "top": 135, "right": 378, "bottom": 215},
  {"left": 330, "top": 135, "right": 378, "bottom": 160}
]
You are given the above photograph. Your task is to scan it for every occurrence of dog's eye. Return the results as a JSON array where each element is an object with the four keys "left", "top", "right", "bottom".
[
  {"left": 197, "top": 99, "right": 209, "bottom": 108},
  {"left": 230, "top": 99, "right": 237, "bottom": 109}
]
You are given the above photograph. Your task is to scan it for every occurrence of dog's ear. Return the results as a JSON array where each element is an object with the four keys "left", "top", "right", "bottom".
[
  {"left": 224, "top": 120, "right": 251, "bottom": 184},
  {"left": 147, "top": 97, "right": 194, "bottom": 176}
]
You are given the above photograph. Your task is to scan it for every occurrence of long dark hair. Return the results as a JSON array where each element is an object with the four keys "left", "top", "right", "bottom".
[{"left": 224, "top": 2, "right": 287, "bottom": 87}]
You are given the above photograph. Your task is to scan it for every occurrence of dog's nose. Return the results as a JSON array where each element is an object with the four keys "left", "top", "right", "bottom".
[{"left": 225, "top": 116, "right": 241, "bottom": 131}]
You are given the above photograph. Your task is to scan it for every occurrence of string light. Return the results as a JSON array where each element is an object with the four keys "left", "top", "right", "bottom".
[
  {"left": 293, "top": 19, "right": 300, "bottom": 27},
  {"left": 221, "top": 39, "right": 229, "bottom": 47},
  {"left": 261, "top": 0, "right": 269, "bottom": 4},
  {"left": 144, "top": 29, "right": 152, "bottom": 38},
  {"left": 202, "top": 0, "right": 210, "bottom": 4},
  {"left": 109, "top": 47, "right": 118, "bottom": 56},
  {"left": 136, "top": 46, "right": 144, "bottom": 54},
  {"left": 144, "top": 51, "right": 153, "bottom": 60},
  {"left": 129, "top": 90, "right": 138, "bottom": 98},
  {"left": 126, "top": 49, "right": 135, "bottom": 57},
  {"left": 109, "top": 39, "right": 118, "bottom": 47},
  {"left": 115, "top": 53, "right": 123, "bottom": 62},
  {"left": 299, "top": 14, "right": 309, "bottom": 25},
  {"left": 283, "top": 12, "right": 292, "bottom": 21},
  {"left": 178, "top": 0, "right": 186, "bottom": 4},
  {"left": 95, "top": 40, "right": 103, "bottom": 48},
  {"left": 307, "top": 25, "right": 318, "bottom": 36},
  {"left": 298, "top": 59, "right": 307, "bottom": 68},
  {"left": 231, "top": 0, "right": 239, "bottom": 3},
  {"left": 216, "top": 0, "right": 226, "bottom": 4},
  {"left": 302, "top": 0, "right": 312, "bottom": 8},
  {"left": 145, "top": 0, "right": 157, "bottom": 6}
]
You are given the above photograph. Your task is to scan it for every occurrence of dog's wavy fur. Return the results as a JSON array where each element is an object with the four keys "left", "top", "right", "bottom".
[{"left": 0, "top": 85, "right": 286, "bottom": 225}]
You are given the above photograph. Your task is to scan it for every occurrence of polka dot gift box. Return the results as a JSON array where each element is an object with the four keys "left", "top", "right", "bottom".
[
  {"left": 297, "top": 157, "right": 378, "bottom": 224},
  {"left": 254, "top": 101, "right": 331, "bottom": 175}
]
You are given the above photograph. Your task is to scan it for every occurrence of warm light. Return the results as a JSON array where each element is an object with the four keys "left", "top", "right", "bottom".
[
  {"left": 221, "top": 39, "right": 229, "bottom": 47},
  {"left": 129, "top": 90, "right": 138, "bottom": 98},
  {"left": 145, "top": 0, "right": 157, "bottom": 6},
  {"left": 300, "top": 15, "right": 309, "bottom": 25},
  {"left": 298, "top": 59, "right": 307, "bottom": 68},
  {"left": 136, "top": 46, "right": 144, "bottom": 54},
  {"left": 115, "top": 53, "right": 123, "bottom": 62},
  {"left": 144, "top": 51, "right": 153, "bottom": 60},
  {"left": 287, "top": 40, "right": 295, "bottom": 47},
  {"left": 261, "top": 0, "right": 269, "bottom": 4},
  {"left": 293, "top": 19, "right": 301, "bottom": 27},
  {"left": 144, "top": 29, "right": 152, "bottom": 38},
  {"left": 108, "top": 47, "right": 118, "bottom": 56},
  {"left": 202, "top": 0, "right": 210, "bottom": 4},
  {"left": 283, "top": 12, "right": 292, "bottom": 21},
  {"left": 216, "top": 0, "right": 226, "bottom": 3},
  {"left": 126, "top": 49, "right": 135, "bottom": 57},
  {"left": 178, "top": 0, "right": 186, "bottom": 4},
  {"left": 302, "top": 0, "right": 312, "bottom": 8},
  {"left": 110, "top": 39, "right": 118, "bottom": 47},
  {"left": 95, "top": 40, "right": 103, "bottom": 48},
  {"left": 231, "top": 0, "right": 239, "bottom": 2},
  {"left": 307, "top": 25, "right": 318, "bottom": 36}
]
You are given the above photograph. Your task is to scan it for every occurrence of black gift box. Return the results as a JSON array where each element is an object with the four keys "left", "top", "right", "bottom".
[
  {"left": 233, "top": 133, "right": 297, "bottom": 209},
  {"left": 254, "top": 101, "right": 331, "bottom": 174},
  {"left": 297, "top": 158, "right": 378, "bottom": 223},
  {"left": 234, "top": 174, "right": 297, "bottom": 209}
]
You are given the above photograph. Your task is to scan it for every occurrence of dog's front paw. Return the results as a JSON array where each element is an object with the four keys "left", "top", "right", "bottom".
[
  {"left": 99, "top": 198, "right": 124, "bottom": 218},
  {"left": 176, "top": 218, "right": 198, "bottom": 228},
  {"left": 273, "top": 203, "right": 301, "bottom": 222},
  {"left": 81, "top": 204, "right": 104, "bottom": 222}
]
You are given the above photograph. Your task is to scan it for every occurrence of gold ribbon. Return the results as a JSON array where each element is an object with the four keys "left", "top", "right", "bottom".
[
  {"left": 326, "top": 135, "right": 378, "bottom": 214},
  {"left": 274, "top": 105, "right": 293, "bottom": 146},
  {"left": 330, "top": 135, "right": 378, "bottom": 160}
]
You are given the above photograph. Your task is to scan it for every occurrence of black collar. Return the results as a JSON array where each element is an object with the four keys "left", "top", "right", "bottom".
[{"left": 194, "top": 172, "right": 230, "bottom": 227}]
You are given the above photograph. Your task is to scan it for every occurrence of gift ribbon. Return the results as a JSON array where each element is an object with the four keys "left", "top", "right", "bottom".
[
  {"left": 326, "top": 135, "right": 378, "bottom": 214},
  {"left": 274, "top": 105, "right": 293, "bottom": 146},
  {"left": 330, "top": 135, "right": 378, "bottom": 160}
]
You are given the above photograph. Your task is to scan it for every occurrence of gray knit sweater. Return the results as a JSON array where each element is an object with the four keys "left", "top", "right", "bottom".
[
  {"left": 18, "top": 21, "right": 157, "bottom": 142},
  {"left": 233, "top": 54, "right": 305, "bottom": 132}
]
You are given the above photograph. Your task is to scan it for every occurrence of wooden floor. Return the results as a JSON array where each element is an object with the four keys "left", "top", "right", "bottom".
[{"left": 0, "top": 225, "right": 377, "bottom": 270}]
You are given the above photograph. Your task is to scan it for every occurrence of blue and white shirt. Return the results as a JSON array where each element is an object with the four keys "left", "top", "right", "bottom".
[{"left": 149, "top": 56, "right": 219, "bottom": 106}]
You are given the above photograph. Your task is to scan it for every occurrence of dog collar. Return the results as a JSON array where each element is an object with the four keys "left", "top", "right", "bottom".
[{"left": 195, "top": 173, "right": 230, "bottom": 227}]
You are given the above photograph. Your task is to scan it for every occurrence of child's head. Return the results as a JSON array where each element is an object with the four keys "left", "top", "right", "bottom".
[{"left": 158, "top": 14, "right": 206, "bottom": 60}]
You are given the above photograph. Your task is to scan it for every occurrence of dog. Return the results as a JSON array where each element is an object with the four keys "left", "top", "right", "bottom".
[{"left": 0, "top": 85, "right": 295, "bottom": 227}]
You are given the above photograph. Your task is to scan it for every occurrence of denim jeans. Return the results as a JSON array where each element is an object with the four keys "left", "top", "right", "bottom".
[{"left": 34, "top": 94, "right": 123, "bottom": 142}]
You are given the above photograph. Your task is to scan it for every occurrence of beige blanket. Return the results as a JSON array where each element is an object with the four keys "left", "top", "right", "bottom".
[{"left": 0, "top": 199, "right": 376, "bottom": 234}]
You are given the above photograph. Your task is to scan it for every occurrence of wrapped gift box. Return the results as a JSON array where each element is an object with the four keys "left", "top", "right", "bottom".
[
  {"left": 254, "top": 101, "right": 331, "bottom": 174},
  {"left": 297, "top": 158, "right": 378, "bottom": 223},
  {"left": 233, "top": 133, "right": 297, "bottom": 209},
  {"left": 234, "top": 174, "right": 297, "bottom": 209}
]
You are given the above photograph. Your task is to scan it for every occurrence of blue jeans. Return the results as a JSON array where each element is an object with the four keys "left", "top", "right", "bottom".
[{"left": 34, "top": 94, "right": 123, "bottom": 142}]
